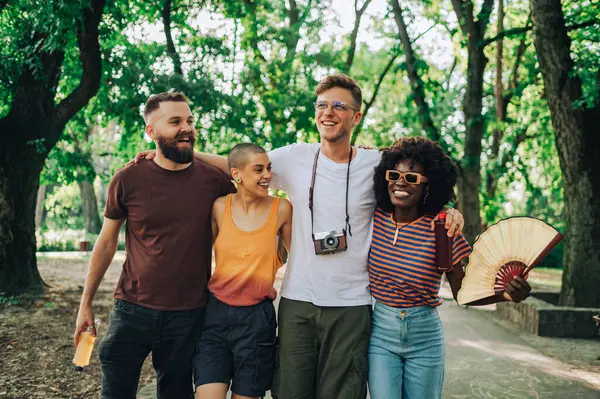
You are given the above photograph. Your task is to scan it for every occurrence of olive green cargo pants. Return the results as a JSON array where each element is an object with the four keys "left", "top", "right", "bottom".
[{"left": 272, "top": 297, "right": 371, "bottom": 399}]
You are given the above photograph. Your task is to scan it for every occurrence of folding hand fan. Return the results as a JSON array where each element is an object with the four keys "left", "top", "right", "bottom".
[{"left": 457, "top": 217, "right": 563, "bottom": 306}]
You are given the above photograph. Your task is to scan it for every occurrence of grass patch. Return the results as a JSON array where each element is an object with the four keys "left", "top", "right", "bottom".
[
  {"left": 534, "top": 267, "right": 563, "bottom": 275},
  {"left": 0, "top": 294, "right": 21, "bottom": 306},
  {"left": 36, "top": 252, "right": 92, "bottom": 261},
  {"left": 529, "top": 267, "right": 563, "bottom": 288}
]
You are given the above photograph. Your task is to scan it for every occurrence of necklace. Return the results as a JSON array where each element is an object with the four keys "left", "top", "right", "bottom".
[{"left": 391, "top": 214, "right": 421, "bottom": 245}]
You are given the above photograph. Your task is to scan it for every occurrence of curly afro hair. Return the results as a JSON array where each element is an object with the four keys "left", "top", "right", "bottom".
[{"left": 373, "top": 136, "right": 459, "bottom": 215}]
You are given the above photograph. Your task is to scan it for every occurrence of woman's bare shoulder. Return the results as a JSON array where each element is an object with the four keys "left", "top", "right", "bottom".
[
  {"left": 212, "top": 195, "right": 228, "bottom": 211},
  {"left": 278, "top": 197, "right": 293, "bottom": 217}
]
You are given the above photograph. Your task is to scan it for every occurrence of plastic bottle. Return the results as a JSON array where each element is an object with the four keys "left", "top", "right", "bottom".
[
  {"left": 434, "top": 212, "right": 454, "bottom": 272},
  {"left": 73, "top": 318, "right": 100, "bottom": 371}
]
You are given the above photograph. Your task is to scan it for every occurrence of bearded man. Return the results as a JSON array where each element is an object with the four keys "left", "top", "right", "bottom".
[{"left": 73, "top": 92, "right": 235, "bottom": 399}]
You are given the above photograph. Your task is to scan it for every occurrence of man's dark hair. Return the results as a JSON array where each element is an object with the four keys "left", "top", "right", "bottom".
[
  {"left": 228, "top": 143, "right": 267, "bottom": 170},
  {"left": 316, "top": 74, "right": 362, "bottom": 111},
  {"left": 144, "top": 91, "right": 189, "bottom": 121},
  {"left": 373, "top": 136, "right": 459, "bottom": 215}
]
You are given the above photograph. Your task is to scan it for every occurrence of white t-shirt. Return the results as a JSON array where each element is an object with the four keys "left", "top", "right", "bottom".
[{"left": 269, "top": 142, "right": 382, "bottom": 306}]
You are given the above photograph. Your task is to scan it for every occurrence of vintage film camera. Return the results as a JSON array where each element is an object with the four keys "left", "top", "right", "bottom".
[{"left": 313, "top": 229, "right": 347, "bottom": 255}]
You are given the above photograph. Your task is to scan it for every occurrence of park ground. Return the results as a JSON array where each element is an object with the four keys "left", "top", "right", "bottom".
[{"left": 0, "top": 252, "right": 598, "bottom": 398}]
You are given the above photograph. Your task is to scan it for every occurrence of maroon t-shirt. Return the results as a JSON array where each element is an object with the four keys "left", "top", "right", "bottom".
[{"left": 104, "top": 159, "right": 235, "bottom": 310}]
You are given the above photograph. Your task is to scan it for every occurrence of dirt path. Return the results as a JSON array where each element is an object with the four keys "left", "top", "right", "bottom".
[
  {"left": 0, "top": 254, "right": 592, "bottom": 398},
  {"left": 0, "top": 252, "right": 155, "bottom": 399}
]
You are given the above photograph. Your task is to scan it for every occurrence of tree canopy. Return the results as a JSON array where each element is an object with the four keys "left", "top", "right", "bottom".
[{"left": 1, "top": 0, "right": 598, "bottom": 305}]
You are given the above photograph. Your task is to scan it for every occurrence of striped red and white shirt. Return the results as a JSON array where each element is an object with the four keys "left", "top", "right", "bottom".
[{"left": 368, "top": 208, "right": 472, "bottom": 308}]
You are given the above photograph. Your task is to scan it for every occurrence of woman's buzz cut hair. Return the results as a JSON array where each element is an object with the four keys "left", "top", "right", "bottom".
[{"left": 228, "top": 143, "right": 267, "bottom": 169}]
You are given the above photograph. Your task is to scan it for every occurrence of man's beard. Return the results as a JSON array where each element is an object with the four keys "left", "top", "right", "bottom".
[{"left": 156, "top": 131, "right": 196, "bottom": 164}]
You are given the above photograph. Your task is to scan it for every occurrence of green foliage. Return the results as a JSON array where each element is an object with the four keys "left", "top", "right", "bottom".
[
  {"left": 44, "top": 184, "right": 85, "bottom": 230},
  {"left": 0, "top": 1, "right": 85, "bottom": 113},
  {"left": 540, "top": 241, "right": 564, "bottom": 269},
  {"left": 36, "top": 230, "right": 125, "bottom": 252},
  {"left": 2, "top": 0, "right": 596, "bottom": 272},
  {"left": 0, "top": 294, "right": 21, "bottom": 307},
  {"left": 37, "top": 238, "right": 79, "bottom": 252},
  {"left": 565, "top": 0, "right": 600, "bottom": 109}
]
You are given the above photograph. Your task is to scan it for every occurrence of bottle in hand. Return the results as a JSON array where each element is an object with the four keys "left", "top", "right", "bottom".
[
  {"left": 434, "top": 212, "right": 454, "bottom": 272},
  {"left": 73, "top": 318, "right": 100, "bottom": 371}
]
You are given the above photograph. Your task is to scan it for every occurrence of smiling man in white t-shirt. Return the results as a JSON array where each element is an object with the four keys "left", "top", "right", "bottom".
[
  {"left": 134, "top": 74, "right": 464, "bottom": 399},
  {"left": 265, "top": 76, "right": 380, "bottom": 399}
]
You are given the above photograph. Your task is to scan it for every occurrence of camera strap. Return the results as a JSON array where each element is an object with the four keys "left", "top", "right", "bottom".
[{"left": 308, "top": 146, "right": 353, "bottom": 239}]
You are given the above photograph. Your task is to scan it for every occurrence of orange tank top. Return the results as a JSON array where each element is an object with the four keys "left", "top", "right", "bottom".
[{"left": 208, "top": 194, "right": 283, "bottom": 306}]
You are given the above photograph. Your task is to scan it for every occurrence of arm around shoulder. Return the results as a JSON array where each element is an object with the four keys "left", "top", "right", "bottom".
[
  {"left": 194, "top": 151, "right": 229, "bottom": 177},
  {"left": 268, "top": 144, "right": 297, "bottom": 191}
]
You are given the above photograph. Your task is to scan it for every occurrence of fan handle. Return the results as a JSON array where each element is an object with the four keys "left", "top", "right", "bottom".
[
  {"left": 520, "top": 233, "right": 564, "bottom": 277},
  {"left": 494, "top": 261, "right": 528, "bottom": 294}
]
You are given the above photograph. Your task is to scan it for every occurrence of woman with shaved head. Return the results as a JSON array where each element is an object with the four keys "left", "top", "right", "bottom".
[{"left": 193, "top": 143, "right": 293, "bottom": 399}]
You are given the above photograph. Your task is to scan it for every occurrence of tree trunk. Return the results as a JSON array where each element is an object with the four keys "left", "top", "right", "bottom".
[
  {"left": 78, "top": 180, "right": 101, "bottom": 234},
  {"left": 0, "top": 143, "right": 46, "bottom": 294},
  {"left": 451, "top": 0, "right": 495, "bottom": 244},
  {"left": 458, "top": 44, "right": 488, "bottom": 244},
  {"left": 391, "top": 0, "right": 440, "bottom": 142},
  {"left": 343, "top": 0, "right": 373, "bottom": 74},
  {"left": 162, "top": 0, "right": 183, "bottom": 76},
  {"left": 96, "top": 180, "right": 107, "bottom": 206},
  {"left": 531, "top": 0, "right": 600, "bottom": 307},
  {"left": 486, "top": 34, "right": 528, "bottom": 208},
  {"left": 0, "top": 0, "right": 105, "bottom": 294},
  {"left": 35, "top": 184, "right": 47, "bottom": 230},
  {"left": 492, "top": 0, "right": 505, "bottom": 159}
]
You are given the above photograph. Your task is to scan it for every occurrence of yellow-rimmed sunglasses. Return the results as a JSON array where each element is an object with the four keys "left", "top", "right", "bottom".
[{"left": 385, "top": 170, "right": 429, "bottom": 185}]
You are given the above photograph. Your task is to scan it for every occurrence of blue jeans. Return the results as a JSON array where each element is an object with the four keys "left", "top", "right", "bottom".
[{"left": 368, "top": 301, "right": 444, "bottom": 399}]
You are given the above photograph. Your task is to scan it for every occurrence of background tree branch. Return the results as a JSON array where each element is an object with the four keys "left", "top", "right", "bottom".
[
  {"left": 162, "top": 0, "right": 184, "bottom": 76},
  {"left": 55, "top": 0, "right": 106, "bottom": 138},
  {"left": 481, "top": 17, "right": 600, "bottom": 47},
  {"left": 450, "top": 0, "right": 476, "bottom": 36},
  {"left": 503, "top": 34, "right": 529, "bottom": 115},
  {"left": 391, "top": 0, "right": 440, "bottom": 141},
  {"left": 351, "top": 50, "right": 400, "bottom": 145},
  {"left": 284, "top": 0, "right": 313, "bottom": 65},
  {"left": 491, "top": 0, "right": 504, "bottom": 161},
  {"left": 343, "top": 0, "right": 373, "bottom": 73},
  {"left": 477, "top": 0, "right": 496, "bottom": 33}
]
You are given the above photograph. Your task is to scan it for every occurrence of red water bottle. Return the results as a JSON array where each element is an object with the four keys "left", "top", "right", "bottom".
[{"left": 435, "top": 212, "right": 454, "bottom": 272}]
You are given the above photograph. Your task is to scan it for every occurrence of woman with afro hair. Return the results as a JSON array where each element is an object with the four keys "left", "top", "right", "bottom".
[{"left": 367, "top": 136, "right": 531, "bottom": 399}]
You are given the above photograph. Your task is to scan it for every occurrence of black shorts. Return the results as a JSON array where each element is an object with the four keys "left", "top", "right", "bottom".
[{"left": 193, "top": 293, "right": 277, "bottom": 397}]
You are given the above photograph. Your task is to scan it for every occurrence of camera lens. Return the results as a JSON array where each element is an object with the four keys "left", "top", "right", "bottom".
[{"left": 324, "top": 234, "right": 339, "bottom": 250}]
